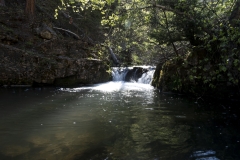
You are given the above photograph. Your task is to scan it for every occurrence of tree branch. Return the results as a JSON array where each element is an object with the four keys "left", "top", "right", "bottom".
[
  {"left": 59, "top": 10, "right": 94, "bottom": 43},
  {"left": 52, "top": 27, "right": 81, "bottom": 40},
  {"left": 163, "top": 10, "right": 178, "bottom": 57},
  {"left": 153, "top": 4, "right": 186, "bottom": 15},
  {"left": 36, "top": 5, "right": 56, "bottom": 22}
]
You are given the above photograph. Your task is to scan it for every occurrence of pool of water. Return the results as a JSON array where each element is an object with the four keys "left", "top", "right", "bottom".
[{"left": 0, "top": 82, "right": 239, "bottom": 160}]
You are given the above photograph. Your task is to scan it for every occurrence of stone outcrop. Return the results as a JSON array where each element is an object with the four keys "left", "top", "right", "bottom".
[
  {"left": 152, "top": 58, "right": 188, "bottom": 93},
  {"left": 0, "top": 3, "right": 111, "bottom": 87},
  {"left": 0, "top": 42, "right": 110, "bottom": 87}
]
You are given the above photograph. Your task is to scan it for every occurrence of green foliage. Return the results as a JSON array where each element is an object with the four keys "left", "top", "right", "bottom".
[
  {"left": 57, "top": 0, "right": 240, "bottom": 89},
  {"left": 132, "top": 53, "right": 141, "bottom": 65},
  {"left": 150, "top": 0, "right": 240, "bottom": 93}
]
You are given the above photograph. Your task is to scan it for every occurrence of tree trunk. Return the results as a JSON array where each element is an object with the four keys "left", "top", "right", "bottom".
[
  {"left": 108, "top": 47, "right": 120, "bottom": 66},
  {"left": 0, "top": 0, "right": 5, "bottom": 6},
  {"left": 229, "top": 0, "right": 240, "bottom": 26},
  {"left": 163, "top": 10, "right": 179, "bottom": 57},
  {"left": 25, "top": 0, "right": 35, "bottom": 16}
]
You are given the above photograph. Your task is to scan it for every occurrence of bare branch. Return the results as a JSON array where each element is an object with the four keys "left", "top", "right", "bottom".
[
  {"left": 163, "top": 10, "right": 178, "bottom": 57},
  {"left": 52, "top": 27, "right": 81, "bottom": 40},
  {"left": 155, "top": 4, "right": 184, "bottom": 14},
  {"left": 59, "top": 10, "right": 94, "bottom": 43}
]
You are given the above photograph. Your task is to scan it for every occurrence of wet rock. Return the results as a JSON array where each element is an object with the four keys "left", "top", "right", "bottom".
[
  {"left": 35, "top": 23, "right": 57, "bottom": 40},
  {"left": 124, "top": 67, "right": 148, "bottom": 82},
  {"left": 151, "top": 63, "right": 163, "bottom": 88}
]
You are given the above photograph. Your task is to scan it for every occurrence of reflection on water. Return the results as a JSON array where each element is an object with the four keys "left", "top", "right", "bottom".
[{"left": 0, "top": 82, "right": 239, "bottom": 160}]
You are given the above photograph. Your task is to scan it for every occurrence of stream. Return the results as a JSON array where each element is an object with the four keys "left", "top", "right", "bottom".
[{"left": 0, "top": 67, "right": 240, "bottom": 160}]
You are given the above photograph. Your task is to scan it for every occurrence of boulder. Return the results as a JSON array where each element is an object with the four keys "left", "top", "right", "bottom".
[{"left": 40, "top": 30, "right": 52, "bottom": 40}]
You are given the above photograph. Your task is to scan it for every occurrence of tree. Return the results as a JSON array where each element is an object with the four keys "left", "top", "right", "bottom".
[
  {"left": 229, "top": 0, "right": 240, "bottom": 26},
  {"left": 54, "top": 0, "right": 239, "bottom": 92},
  {"left": 25, "top": 0, "right": 35, "bottom": 16},
  {"left": 150, "top": 0, "right": 240, "bottom": 93},
  {"left": 100, "top": 0, "right": 161, "bottom": 65}
]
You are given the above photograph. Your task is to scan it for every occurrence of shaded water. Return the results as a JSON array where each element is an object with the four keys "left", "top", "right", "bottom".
[{"left": 0, "top": 81, "right": 240, "bottom": 159}]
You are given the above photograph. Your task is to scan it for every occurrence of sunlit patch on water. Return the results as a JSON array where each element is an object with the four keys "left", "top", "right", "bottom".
[{"left": 60, "top": 81, "right": 154, "bottom": 93}]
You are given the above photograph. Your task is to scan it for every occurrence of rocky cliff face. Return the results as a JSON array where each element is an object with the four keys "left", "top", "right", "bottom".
[
  {"left": 0, "top": 42, "right": 110, "bottom": 86},
  {"left": 0, "top": 3, "right": 111, "bottom": 87}
]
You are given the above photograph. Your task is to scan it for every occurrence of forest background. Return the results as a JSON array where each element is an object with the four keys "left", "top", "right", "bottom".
[{"left": 0, "top": 0, "right": 240, "bottom": 98}]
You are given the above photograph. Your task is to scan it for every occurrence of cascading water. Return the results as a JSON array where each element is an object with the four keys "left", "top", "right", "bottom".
[
  {"left": 62, "top": 66, "right": 155, "bottom": 92},
  {"left": 111, "top": 67, "right": 129, "bottom": 81},
  {"left": 137, "top": 69, "right": 155, "bottom": 84},
  {"left": 112, "top": 66, "right": 155, "bottom": 84}
]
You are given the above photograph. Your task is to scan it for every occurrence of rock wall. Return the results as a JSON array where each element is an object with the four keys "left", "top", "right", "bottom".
[
  {"left": 0, "top": 3, "right": 111, "bottom": 87},
  {"left": 0, "top": 43, "right": 110, "bottom": 87}
]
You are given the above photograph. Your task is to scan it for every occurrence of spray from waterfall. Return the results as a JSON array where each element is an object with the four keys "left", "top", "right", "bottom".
[{"left": 112, "top": 66, "right": 155, "bottom": 84}]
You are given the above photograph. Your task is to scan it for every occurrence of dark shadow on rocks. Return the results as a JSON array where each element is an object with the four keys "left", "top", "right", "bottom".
[
  {"left": 73, "top": 147, "right": 111, "bottom": 160},
  {"left": 124, "top": 67, "right": 148, "bottom": 82}
]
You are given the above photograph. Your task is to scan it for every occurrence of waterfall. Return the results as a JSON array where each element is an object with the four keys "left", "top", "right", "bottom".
[
  {"left": 112, "top": 66, "right": 155, "bottom": 84},
  {"left": 112, "top": 67, "right": 128, "bottom": 81},
  {"left": 137, "top": 69, "right": 155, "bottom": 84}
]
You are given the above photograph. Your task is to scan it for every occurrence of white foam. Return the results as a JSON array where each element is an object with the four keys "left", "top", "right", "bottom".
[{"left": 61, "top": 81, "right": 154, "bottom": 93}]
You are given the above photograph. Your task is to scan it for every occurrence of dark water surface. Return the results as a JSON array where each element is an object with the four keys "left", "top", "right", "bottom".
[{"left": 0, "top": 82, "right": 240, "bottom": 160}]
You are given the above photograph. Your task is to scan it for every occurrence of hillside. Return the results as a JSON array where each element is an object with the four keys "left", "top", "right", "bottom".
[{"left": 0, "top": 0, "right": 111, "bottom": 87}]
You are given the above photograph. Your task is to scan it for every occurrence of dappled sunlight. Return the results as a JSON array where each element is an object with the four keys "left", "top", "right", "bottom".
[
  {"left": 0, "top": 86, "right": 236, "bottom": 159},
  {"left": 0, "top": 88, "right": 115, "bottom": 160},
  {"left": 1, "top": 0, "right": 240, "bottom": 159}
]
